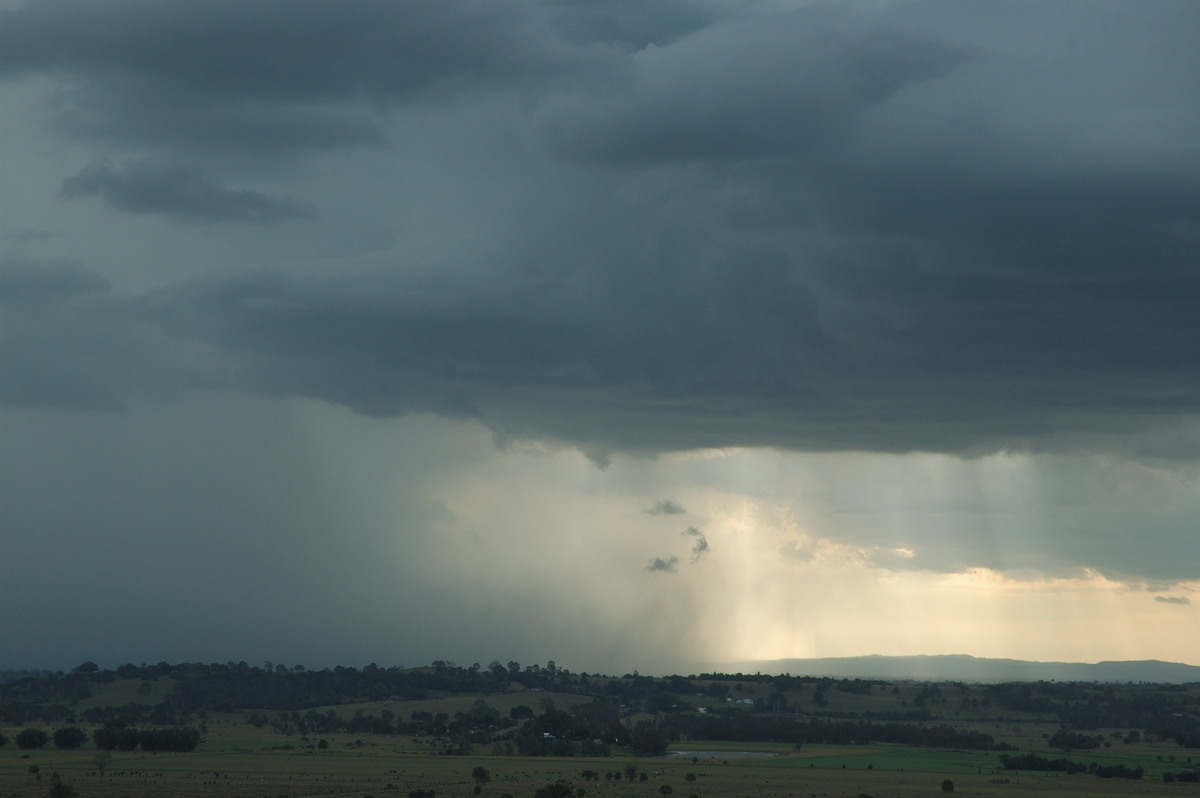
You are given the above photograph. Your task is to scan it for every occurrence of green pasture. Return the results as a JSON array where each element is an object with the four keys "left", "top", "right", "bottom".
[
  {"left": 4, "top": 675, "right": 1197, "bottom": 798},
  {"left": 3, "top": 716, "right": 1184, "bottom": 798}
]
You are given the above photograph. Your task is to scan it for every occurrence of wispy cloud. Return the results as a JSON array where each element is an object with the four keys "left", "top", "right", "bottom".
[
  {"left": 1154, "top": 595, "right": 1191, "bottom": 605},
  {"left": 645, "top": 499, "right": 686, "bottom": 516},
  {"left": 683, "top": 526, "right": 709, "bottom": 561},
  {"left": 645, "top": 556, "right": 679, "bottom": 574},
  {"left": 62, "top": 159, "right": 312, "bottom": 224}
]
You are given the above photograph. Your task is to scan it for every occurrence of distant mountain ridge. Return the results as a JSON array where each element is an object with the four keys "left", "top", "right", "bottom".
[{"left": 724, "top": 654, "right": 1200, "bottom": 684}]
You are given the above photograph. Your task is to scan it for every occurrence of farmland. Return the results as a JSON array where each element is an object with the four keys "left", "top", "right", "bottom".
[{"left": 3, "top": 662, "right": 1198, "bottom": 798}]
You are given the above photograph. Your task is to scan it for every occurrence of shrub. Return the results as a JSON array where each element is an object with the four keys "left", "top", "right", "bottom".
[
  {"left": 53, "top": 727, "right": 89, "bottom": 750},
  {"left": 48, "top": 774, "right": 76, "bottom": 798},
  {"left": 533, "top": 781, "right": 574, "bottom": 798},
  {"left": 16, "top": 728, "right": 49, "bottom": 750}
]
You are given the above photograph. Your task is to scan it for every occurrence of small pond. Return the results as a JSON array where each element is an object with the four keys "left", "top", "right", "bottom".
[{"left": 665, "top": 750, "right": 780, "bottom": 759}]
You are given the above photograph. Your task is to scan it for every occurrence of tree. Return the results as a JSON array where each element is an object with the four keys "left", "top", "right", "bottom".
[
  {"left": 16, "top": 728, "right": 49, "bottom": 750},
  {"left": 533, "top": 781, "right": 574, "bottom": 798},
  {"left": 48, "top": 773, "right": 76, "bottom": 798},
  {"left": 631, "top": 723, "right": 668, "bottom": 756},
  {"left": 138, "top": 726, "right": 201, "bottom": 752},
  {"left": 94, "top": 726, "right": 140, "bottom": 751},
  {"left": 471, "top": 766, "right": 491, "bottom": 788},
  {"left": 53, "top": 727, "right": 88, "bottom": 750},
  {"left": 941, "top": 779, "right": 954, "bottom": 793}
]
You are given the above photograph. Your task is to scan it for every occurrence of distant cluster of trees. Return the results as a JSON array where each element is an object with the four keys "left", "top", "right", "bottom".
[
  {"left": 508, "top": 701, "right": 668, "bottom": 757},
  {"left": 1163, "top": 769, "right": 1200, "bottom": 783},
  {"left": 998, "top": 753, "right": 1144, "bottom": 779},
  {"left": 94, "top": 725, "right": 201, "bottom": 752},
  {"left": 159, "top": 659, "right": 602, "bottom": 712},
  {"left": 1047, "top": 726, "right": 1106, "bottom": 750},
  {"left": 0, "top": 724, "right": 198, "bottom": 753},
  {"left": 0, "top": 727, "right": 85, "bottom": 750},
  {"left": 980, "top": 681, "right": 1199, "bottom": 741},
  {"left": 246, "top": 697, "right": 515, "bottom": 741},
  {"left": 664, "top": 712, "right": 1011, "bottom": 750}
]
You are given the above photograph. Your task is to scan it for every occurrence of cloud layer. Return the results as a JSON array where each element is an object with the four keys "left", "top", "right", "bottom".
[
  {"left": 3, "top": 0, "right": 1198, "bottom": 459},
  {"left": 2, "top": 0, "right": 1199, "bottom": 670},
  {"left": 62, "top": 159, "right": 311, "bottom": 223}
]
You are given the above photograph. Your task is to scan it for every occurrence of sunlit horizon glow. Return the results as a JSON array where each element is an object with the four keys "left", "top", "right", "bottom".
[{"left": 300, "top": 409, "right": 1200, "bottom": 673}]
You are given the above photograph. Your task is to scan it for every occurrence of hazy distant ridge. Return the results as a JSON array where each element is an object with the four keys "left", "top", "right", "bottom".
[{"left": 726, "top": 655, "right": 1200, "bottom": 683}]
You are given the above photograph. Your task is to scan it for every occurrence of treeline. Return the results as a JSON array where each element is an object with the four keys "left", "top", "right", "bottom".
[
  {"left": 507, "top": 706, "right": 1013, "bottom": 756},
  {"left": 1163, "top": 770, "right": 1200, "bottom": 782},
  {"left": 0, "top": 660, "right": 591, "bottom": 717},
  {"left": 173, "top": 662, "right": 505, "bottom": 711},
  {"left": 980, "top": 681, "right": 1198, "bottom": 734},
  {"left": 162, "top": 660, "right": 591, "bottom": 712},
  {"left": 4, "top": 659, "right": 1200, "bottom": 751},
  {"left": 272, "top": 697, "right": 669, "bottom": 758},
  {"left": 81, "top": 700, "right": 186, "bottom": 727},
  {"left": 998, "top": 753, "right": 1144, "bottom": 779},
  {"left": 508, "top": 702, "right": 669, "bottom": 757},
  {"left": 4, "top": 698, "right": 195, "bottom": 728},
  {"left": 246, "top": 697, "right": 516, "bottom": 739},
  {"left": 664, "top": 712, "right": 1012, "bottom": 750},
  {"left": 0, "top": 725, "right": 200, "bottom": 753},
  {"left": 93, "top": 725, "right": 201, "bottom": 752}
]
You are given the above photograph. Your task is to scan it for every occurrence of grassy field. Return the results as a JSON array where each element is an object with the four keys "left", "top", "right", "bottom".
[
  {"left": 3, "top": 677, "right": 1195, "bottom": 798},
  {"left": 2, "top": 720, "right": 1187, "bottom": 798}
]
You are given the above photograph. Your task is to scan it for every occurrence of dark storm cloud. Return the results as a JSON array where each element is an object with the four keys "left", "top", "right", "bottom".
[
  {"left": 645, "top": 499, "right": 686, "bottom": 516},
  {"left": 546, "top": 0, "right": 719, "bottom": 49},
  {"left": 4, "top": 229, "right": 62, "bottom": 244},
  {"left": 62, "top": 159, "right": 311, "bottom": 223},
  {"left": 0, "top": 260, "right": 214, "bottom": 410},
  {"left": 538, "top": 4, "right": 972, "bottom": 164},
  {"left": 2, "top": 1, "right": 1200, "bottom": 458},
  {"left": 0, "top": 258, "right": 110, "bottom": 304},
  {"left": 645, "top": 556, "right": 678, "bottom": 574},
  {"left": 0, "top": 259, "right": 125, "bottom": 409},
  {"left": 133, "top": 227, "right": 1200, "bottom": 457},
  {"left": 0, "top": 0, "right": 614, "bottom": 154}
]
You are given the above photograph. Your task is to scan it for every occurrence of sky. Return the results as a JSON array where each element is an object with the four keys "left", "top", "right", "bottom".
[{"left": 2, "top": 0, "right": 1199, "bottom": 675}]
